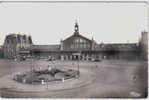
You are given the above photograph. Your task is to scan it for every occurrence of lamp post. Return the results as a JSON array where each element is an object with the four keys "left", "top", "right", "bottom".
[
  {"left": 78, "top": 50, "right": 81, "bottom": 76},
  {"left": 77, "top": 54, "right": 80, "bottom": 77},
  {"left": 30, "top": 50, "right": 34, "bottom": 84},
  {"left": 72, "top": 51, "right": 81, "bottom": 77}
]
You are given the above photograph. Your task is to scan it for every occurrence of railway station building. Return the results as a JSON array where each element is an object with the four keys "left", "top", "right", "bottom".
[{"left": 2, "top": 22, "right": 147, "bottom": 60}]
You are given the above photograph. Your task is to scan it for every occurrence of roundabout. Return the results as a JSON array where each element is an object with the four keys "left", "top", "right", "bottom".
[{"left": 0, "top": 62, "right": 95, "bottom": 98}]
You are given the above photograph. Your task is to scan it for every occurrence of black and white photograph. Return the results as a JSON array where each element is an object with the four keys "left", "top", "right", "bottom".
[{"left": 0, "top": 0, "right": 148, "bottom": 98}]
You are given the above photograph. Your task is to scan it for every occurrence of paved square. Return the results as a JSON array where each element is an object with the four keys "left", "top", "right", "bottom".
[{"left": 0, "top": 59, "right": 147, "bottom": 98}]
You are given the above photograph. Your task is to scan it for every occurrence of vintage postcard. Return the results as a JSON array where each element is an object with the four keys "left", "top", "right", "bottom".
[{"left": 0, "top": 0, "right": 148, "bottom": 98}]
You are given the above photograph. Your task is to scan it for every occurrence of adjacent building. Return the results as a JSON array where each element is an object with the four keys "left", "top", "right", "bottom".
[
  {"left": 139, "top": 31, "right": 148, "bottom": 60},
  {"left": 3, "top": 34, "right": 33, "bottom": 59}
]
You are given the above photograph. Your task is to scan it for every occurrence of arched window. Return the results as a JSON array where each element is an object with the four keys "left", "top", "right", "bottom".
[{"left": 75, "top": 38, "right": 79, "bottom": 43}]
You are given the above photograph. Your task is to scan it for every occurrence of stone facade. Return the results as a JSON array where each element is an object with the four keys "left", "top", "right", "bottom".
[
  {"left": 59, "top": 22, "right": 96, "bottom": 60},
  {"left": 3, "top": 34, "right": 33, "bottom": 59},
  {"left": 139, "top": 31, "right": 148, "bottom": 60}
]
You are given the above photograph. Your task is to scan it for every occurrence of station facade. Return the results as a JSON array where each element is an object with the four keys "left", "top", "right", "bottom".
[{"left": 2, "top": 22, "right": 147, "bottom": 60}]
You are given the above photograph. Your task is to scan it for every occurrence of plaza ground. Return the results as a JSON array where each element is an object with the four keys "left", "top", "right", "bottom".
[{"left": 0, "top": 59, "right": 148, "bottom": 98}]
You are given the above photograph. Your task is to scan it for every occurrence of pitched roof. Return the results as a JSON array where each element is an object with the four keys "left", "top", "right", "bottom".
[{"left": 63, "top": 34, "right": 92, "bottom": 43}]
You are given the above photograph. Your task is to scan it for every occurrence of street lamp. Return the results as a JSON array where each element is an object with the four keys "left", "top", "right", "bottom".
[
  {"left": 30, "top": 50, "right": 34, "bottom": 84},
  {"left": 78, "top": 51, "right": 82, "bottom": 76},
  {"left": 77, "top": 54, "right": 80, "bottom": 77},
  {"left": 72, "top": 51, "right": 81, "bottom": 77}
]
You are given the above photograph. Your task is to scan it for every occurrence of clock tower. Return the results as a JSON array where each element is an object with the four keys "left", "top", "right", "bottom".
[{"left": 74, "top": 21, "right": 79, "bottom": 35}]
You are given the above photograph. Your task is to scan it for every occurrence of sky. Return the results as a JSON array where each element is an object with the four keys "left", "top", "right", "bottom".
[{"left": 0, "top": 1, "right": 148, "bottom": 45}]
